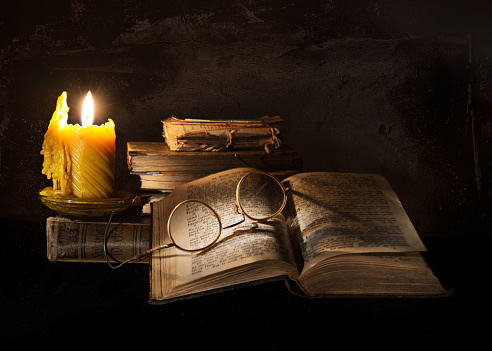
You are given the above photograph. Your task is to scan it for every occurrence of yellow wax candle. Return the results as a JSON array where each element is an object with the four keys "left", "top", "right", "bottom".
[{"left": 41, "top": 91, "right": 116, "bottom": 199}]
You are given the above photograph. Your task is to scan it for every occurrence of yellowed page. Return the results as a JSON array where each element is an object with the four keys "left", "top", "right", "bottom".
[
  {"left": 282, "top": 172, "right": 427, "bottom": 275},
  {"left": 151, "top": 168, "right": 298, "bottom": 300}
]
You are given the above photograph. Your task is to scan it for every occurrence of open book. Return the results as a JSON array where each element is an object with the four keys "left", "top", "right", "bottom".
[{"left": 150, "top": 168, "right": 448, "bottom": 304}]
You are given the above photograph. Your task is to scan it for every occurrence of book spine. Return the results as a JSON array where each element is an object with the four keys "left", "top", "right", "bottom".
[
  {"left": 128, "top": 154, "right": 295, "bottom": 173},
  {"left": 46, "top": 217, "right": 151, "bottom": 263}
]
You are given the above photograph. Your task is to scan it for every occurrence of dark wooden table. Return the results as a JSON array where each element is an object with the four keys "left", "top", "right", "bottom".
[{"left": 2, "top": 218, "right": 490, "bottom": 348}]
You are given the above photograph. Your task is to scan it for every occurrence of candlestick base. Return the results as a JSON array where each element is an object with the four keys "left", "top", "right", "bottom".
[{"left": 39, "top": 188, "right": 134, "bottom": 217}]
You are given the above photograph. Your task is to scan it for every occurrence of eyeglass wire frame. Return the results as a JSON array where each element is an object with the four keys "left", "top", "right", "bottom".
[
  {"left": 104, "top": 170, "right": 288, "bottom": 269},
  {"left": 235, "top": 170, "right": 288, "bottom": 222},
  {"left": 166, "top": 198, "right": 223, "bottom": 253}
]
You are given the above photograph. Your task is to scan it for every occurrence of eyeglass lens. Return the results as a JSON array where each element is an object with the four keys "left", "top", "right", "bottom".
[
  {"left": 237, "top": 172, "right": 286, "bottom": 221},
  {"left": 168, "top": 200, "right": 222, "bottom": 251},
  {"left": 167, "top": 172, "right": 286, "bottom": 252}
]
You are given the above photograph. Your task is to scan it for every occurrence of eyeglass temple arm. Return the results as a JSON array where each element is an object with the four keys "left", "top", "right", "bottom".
[
  {"left": 220, "top": 202, "right": 246, "bottom": 230},
  {"left": 104, "top": 210, "right": 176, "bottom": 269},
  {"left": 104, "top": 243, "right": 176, "bottom": 269},
  {"left": 234, "top": 153, "right": 250, "bottom": 167},
  {"left": 234, "top": 153, "right": 293, "bottom": 192}
]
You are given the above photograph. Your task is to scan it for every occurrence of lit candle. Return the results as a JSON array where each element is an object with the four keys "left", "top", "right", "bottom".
[{"left": 41, "top": 91, "right": 116, "bottom": 198}]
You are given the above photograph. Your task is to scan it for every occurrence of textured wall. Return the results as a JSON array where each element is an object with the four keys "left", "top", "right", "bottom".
[{"left": 1, "top": 1, "right": 491, "bottom": 236}]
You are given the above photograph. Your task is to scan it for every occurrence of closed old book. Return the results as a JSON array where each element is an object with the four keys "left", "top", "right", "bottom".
[
  {"left": 127, "top": 141, "right": 298, "bottom": 173},
  {"left": 137, "top": 169, "right": 300, "bottom": 192},
  {"left": 46, "top": 216, "right": 151, "bottom": 263},
  {"left": 149, "top": 168, "right": 449, "bottom": 304},
  {"left": 162, "top": 116, "right": 284, "bottom": 152},
  {"left": 127, "top": 141, "right": 301, "bottom": 193}
]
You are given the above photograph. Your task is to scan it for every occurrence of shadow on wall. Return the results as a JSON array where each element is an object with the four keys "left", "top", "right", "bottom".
[{"left": 0, "top": 1, "right": 490, "bottom": 236}]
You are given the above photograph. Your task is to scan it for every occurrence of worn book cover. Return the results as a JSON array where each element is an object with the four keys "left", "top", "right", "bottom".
[
  {"left": 162, "top": 116, "right": 284, "bottom": 152},
  {"left": 127, "top": 141, "right": 299, "bottom": 173}
]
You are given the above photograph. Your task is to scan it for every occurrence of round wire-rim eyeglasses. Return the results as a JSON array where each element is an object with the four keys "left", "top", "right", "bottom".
[{"left": 104, "top": 170, "right": 289, "bottom": 269}]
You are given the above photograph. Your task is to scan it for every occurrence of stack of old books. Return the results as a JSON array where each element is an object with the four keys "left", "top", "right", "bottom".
[{"left": 128, "top": 116, "right": 302, "bottom": 214}]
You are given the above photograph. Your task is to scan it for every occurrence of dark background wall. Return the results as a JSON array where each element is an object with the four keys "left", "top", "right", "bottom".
[{"left": 1, "top": 0, "right": 491, "bottom": 237}]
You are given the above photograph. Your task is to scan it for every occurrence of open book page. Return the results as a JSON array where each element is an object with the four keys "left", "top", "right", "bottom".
[
  {"left": 151, "top": 168, "right": 298, "bottom": 300},
  {"left": 282, "top": 172, "right": 427, "bottom": 275},
  {"left": 295, "top": 252, "right": 447, "bottom": 296}
]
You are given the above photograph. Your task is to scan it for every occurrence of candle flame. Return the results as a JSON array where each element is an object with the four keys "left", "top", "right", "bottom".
[{"left": 81, "top": 91, "right": 94, "bottom": 127}]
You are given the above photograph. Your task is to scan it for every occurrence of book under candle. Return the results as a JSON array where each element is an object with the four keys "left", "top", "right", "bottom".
[{"left": 46, "top": 216, "right": 151, "bottom": 263}]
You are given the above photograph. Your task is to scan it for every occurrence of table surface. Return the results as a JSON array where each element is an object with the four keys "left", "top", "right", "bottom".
[{"left": 2, "top": 218, "right": 490, "bottom": 348}]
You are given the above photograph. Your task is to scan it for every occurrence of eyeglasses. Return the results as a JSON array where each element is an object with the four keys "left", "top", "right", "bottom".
[{"left": 104, "top": 170, "right": 288, "bottom": 269}]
